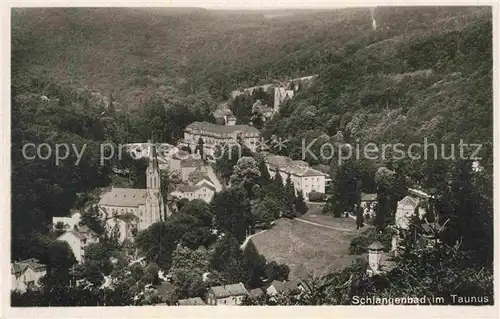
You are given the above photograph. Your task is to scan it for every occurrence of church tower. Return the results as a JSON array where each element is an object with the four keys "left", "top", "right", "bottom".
[{"left": 144, "top": 139, "right": 164, "bottom": 228}]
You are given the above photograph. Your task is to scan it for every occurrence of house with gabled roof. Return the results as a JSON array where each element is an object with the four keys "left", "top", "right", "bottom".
[
  {"left": 56, "top": 226, "right": 99, "bottom": 263},
  {"left": 206, "top": 283, "right": 248, "bottom": 305},
  {"left": 177, "top": 297, "right": 206, "bottom": 306},
  {"left": 392, "top": 188, "right": 433, "bottom": 252},
  {"left": 11, "top": 258, "right": 47, "bottom": 292},
  {"left": 169, "top": 180, "right": 216, "bottom": 203},
  {"left": 395, "top": 188, "right": 432, "bottom": 230},
  {"left": 266, "top": 280, "right": 303, "bottom": 297}
]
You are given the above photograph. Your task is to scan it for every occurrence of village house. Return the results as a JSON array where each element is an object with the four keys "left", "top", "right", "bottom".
[
  {"left": 169, "top": 180, "right": 216, "bottom": 203},
  {"left": 181, "top": 121, "right": 260, "bottom": 157},
  {"left": 266, "top": 280, "right": 303, "bottom": 297},
  {"left": 52, "top": 209, "right": 81, "bottom": 231},
  {"left": 264, "top": 154, "right": 328, "bottom": 200},
  {"left": 394, "top": 188, "right": 431, "bottom": 230},
  {"left": 11, "top": 258, "right": 47, "bottom": 292},
  {"left": 56, "top": 226, "right": 99, "bottom": 263},
  {"left": 360, "top": 193, "right": 377, "bottom": 218},
  {"left": 98, "top": 141, "right": 166, "bottom": 243},
  {"left": 167, "top": 164, "right": 221, "bottom": 203},
  {"left": 392, "top": 188, "right": 432, "bottom": 251},
  {"left": 206, "top": 283, "right": 248, "bottom": 305},
  {"left": 177, "top": 297, "right": 206, "bottom": 306}
]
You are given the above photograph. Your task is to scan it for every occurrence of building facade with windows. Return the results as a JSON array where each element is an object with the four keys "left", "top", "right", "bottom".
[
  {"left": 265, "top": 154, "right": 328, "bottom": 200},
  {"left": 206, "top": 283, "right": 248, "bottom": 305},
  {"left": 182, "top": 121, "right": 260, "bottom": 157},
  {"left": 169, "top": 180, "right": 216, "bottom": 203},
  {"left": 56, "top": 226, "right": 99, "bottom": 263},
  {"left": 392, "top": 188, "right": 432, "bottom": 251}
]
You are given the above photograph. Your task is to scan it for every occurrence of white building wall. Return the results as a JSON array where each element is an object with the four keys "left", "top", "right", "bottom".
[
  {"left": 57, "top": 232, "right": 84, "bottom": 263},
  {"left": 215, "top": 295, "right": 245, "bottom": 305},
  {"left": 11, "top": 268, "right": 46, "bottom": 292}
]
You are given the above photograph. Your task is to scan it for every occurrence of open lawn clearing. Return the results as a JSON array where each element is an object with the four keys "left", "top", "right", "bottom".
[{"left": 250, "top": 218, "right": 360, "bottom": 281}]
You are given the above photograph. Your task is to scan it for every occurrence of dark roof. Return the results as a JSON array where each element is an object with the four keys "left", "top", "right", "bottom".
[
  {"left": 265, "top": 154, "right": 326, "bottom": 177},
  {"left": 269, "top": 280, "right": 300, "bottom": 294},
  {"left": 186, "top": 121, "right": 259, "bottom": 136},
  {"left": 210, "top": 283, "right": 247, "bottom": 298},
  {"left": 368, "top": 241, "right": 384, "bottom": 251},
  {"left": 57, "top": 226, "right": 99, "bottom": 241},
  {"left": 11, "top": 258, "right": 46, "bottom": 275},
  {"left": 177, "top": 297, "right": 206, "bottom": 305},
  {"left": 154, "top": 282, "right": 176, "bottom": 298},
  {"left": 247, "top": 288, "right": 264, "bottom": 299},
  {"left": 174, "top": 181, "right": 216, "bottom": 193},
  {"left": 180, "top": 156, "right": 204, "bottom": 168},
  {"left": 98, "top": 187, "right": 147, "bottom": 207}
]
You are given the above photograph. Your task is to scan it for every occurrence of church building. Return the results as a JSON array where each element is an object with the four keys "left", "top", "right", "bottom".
[{"left": 98, "top": 140, "right": 167, "bottom": 242}]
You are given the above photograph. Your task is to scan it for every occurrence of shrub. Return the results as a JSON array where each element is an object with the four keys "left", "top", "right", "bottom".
[
  {"left": 308, "top": 191, "right": 326, "bottom": 202},
  {"left": 348, "top": 227, "right": 392, "bottom": 255}
]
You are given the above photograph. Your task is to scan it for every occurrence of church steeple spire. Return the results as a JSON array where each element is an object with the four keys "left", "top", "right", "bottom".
[{"left": 146, "top": 139, "right": 160, "bottom": 190}]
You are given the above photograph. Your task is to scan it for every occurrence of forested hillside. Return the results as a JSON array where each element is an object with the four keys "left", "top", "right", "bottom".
[
  {"left": 262, "top": 9, "right": 492, "bottom": 166},
  {"left": 12, "top": 7, "right": 489, "bottom": 106}
]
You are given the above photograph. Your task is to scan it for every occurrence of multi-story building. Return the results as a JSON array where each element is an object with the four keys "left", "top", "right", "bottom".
[
  {"left": 182, "top": 121, "right": 260, "bottom": 157},
  {"left": 169, "top": 180, "right": 216, "bottom": 203},
  {"left": 11, "top": 259, "right": 47, "bottom": 292},
  {"left": 98, "top": 140, "right": 166, "bottom": 243},
  {"left": 265, "top": 154, "right": 328, "bottom": 201},
  {"left": 206, "top": 283, "right": 248, "bottom": 305}
]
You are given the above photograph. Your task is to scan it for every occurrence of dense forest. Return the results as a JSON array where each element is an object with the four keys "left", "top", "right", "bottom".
[{"left": 11, "top": 6, "right": 493, "bottom": 306}]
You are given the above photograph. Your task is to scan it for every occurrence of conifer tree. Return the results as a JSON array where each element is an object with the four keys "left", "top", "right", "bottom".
[{"left": 295, "top": 190, "right": 308, "bottom": 216}]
